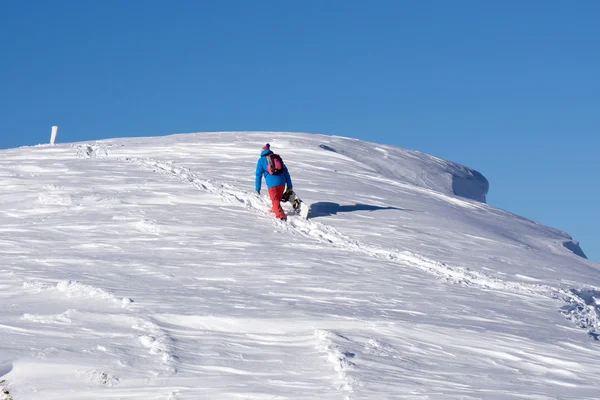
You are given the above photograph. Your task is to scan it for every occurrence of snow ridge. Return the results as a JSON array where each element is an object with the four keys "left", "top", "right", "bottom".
[
  {"left": 23, "top": 280, "right": 133, "bottom": 308},
  {"left": 75, "top": 143, "right": 109, "bottom": 159},
  {"left": 22, "top": 310, "right": 74, "bottom": 325},
  {"left": 122, "top": 157, "right": 600, "bottom": 339},
  {"left": 133, "top": 317, "right": 178, "bottom": 373},
  {"left": 315, "top": 329, "right": 358, "bottom": 398}
]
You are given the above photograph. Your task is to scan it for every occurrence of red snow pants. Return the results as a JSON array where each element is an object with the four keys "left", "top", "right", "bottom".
[{"left": 268, "top": 185, "right": 287, "bottom": 220}]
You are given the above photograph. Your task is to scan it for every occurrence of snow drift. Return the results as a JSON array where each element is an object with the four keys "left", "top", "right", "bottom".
[{"left": 319, "top": 138, "right": 489, "bottom": 203}]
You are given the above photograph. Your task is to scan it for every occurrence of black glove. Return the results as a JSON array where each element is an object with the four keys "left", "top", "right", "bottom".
[{"left": 281, "top": 188, "right": 292, "bottom": 202}]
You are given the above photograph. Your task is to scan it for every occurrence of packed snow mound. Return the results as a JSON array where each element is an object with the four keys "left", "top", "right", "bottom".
[{"left": 1, "top": 131, "right": 599, "bottom": 400}]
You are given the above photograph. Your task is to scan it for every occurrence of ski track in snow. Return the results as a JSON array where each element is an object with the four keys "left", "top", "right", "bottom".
[{"left": 121, "top": 157, "right": 600, "bottom": 340}]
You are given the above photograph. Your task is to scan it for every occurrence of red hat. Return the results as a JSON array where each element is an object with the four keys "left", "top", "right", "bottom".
[{"left": 262, "top": 143, "right": 270, "bottom": 150}]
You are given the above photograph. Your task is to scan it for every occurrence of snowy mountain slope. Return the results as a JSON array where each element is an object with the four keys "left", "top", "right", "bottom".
[{"left": 1, "top": 131, "right": 599, "bottom": 400}]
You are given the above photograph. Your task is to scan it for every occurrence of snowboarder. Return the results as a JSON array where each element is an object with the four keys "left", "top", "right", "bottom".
[{"left": 255, "top": 143, "right": 293, "bottom": 221}]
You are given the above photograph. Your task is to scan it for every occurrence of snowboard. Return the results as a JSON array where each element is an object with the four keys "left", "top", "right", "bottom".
[{"left": 282, "top": 189, "right": 311, "bottom": 219}]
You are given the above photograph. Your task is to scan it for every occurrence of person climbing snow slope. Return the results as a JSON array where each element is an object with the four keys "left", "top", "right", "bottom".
[{"left": 255, "top": 143, "right": 293, "bottom": 221}]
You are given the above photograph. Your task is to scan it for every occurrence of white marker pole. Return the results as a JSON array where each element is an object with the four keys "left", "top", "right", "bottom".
[{"left": 50, "top": 126, "right": 58, "bottom": 145}]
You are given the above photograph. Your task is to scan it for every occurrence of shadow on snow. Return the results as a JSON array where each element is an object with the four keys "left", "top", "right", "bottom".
[{"left": 308, "top": 202, "right": 406, "bottom": 218}]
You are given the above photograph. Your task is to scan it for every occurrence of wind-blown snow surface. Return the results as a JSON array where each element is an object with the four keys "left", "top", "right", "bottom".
[{"left": 1, "top": 132, "right": 599, "bottom": 400}]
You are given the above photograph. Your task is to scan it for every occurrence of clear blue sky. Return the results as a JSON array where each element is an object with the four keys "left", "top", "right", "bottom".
[{"left": 1, "top": 1, "right": 598, "bottom": 261}]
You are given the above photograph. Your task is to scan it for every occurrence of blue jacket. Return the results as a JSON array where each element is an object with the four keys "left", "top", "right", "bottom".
[{"left": 255, "top": 149, "right": 293, "bottom": 191}]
